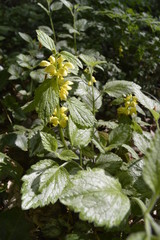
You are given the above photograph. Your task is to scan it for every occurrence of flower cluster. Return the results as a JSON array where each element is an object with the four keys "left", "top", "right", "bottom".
[
  {"left": 117, "top": 95, "right": 138, "bottom": 116},
  {"left": 40, "top": 55, "right": 74, "bottom": 101},
  {"left": 40, "top": 55, "right": 74, "bottom": 78},
  {"left": 58, "top": 78, "right": 73, "bottom": 101},
  {"left": 50, "top": 107, "right": 68, "bottom": 128},
  {"left": 88, "top": 76, "right": 96, "bottom": 86}
]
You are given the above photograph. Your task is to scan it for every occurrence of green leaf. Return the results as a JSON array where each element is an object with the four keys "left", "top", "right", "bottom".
[
  {"left": 34, "top": 78, "right": 59, "bottom": 124},
  {"left": 19, "top": 32, "right": 32, "bottom": 43},
  {"left": 68, "top": 117, "right": 92, "bottom": 147},
  {"left": 77, "top": 6, "right": 92, "bottom": 12},
  {"left": 97, "top": 120, "right": 118, "bottom": 129},
  {"left": 127, "top": 232, "right": 146, "bottom": 240},
  {"left": 0, "top": 153, "right": 23, "bottom": 183},
  {"left": 67, "top": 97, "right": 96, "bottom": 128},
  {"left": 143, "top": 129, "right": 160, "bottom": 194},
  {"left": 60, "top": 168, "right": 130, "bottom": 228},
  {"left": 75, "top": 82, "right": 102, "bottom": 110},
  {"left": 133, "top": 132, "right": 151, "bottom": 154},
  {"left": 135, "top": 89, "right": 160, "bottom": 111},
  {"left": 8, "top": 64, "right": 22, "bottom": 80},
  {"left": 28, "top": 132, "right": 44, "bottom": 157},
  {"left": 40, "top": 132, "right": 57, "bottom": 152},
  {"left": 150, "top": 109, "right": 160, "bottom": 122},
  {"left": 104, "top": 80, "right": 160, "bottom": 111},
  {"left": 36, "top": 30, "right": 55, "bottom": 52},
  {"left": 60, "top": 51, "right": 83, "bottom": 69},
  {"left": 30, "top": 69, "right": 45, "bottom": 83},
  {"left": 0, "top": 207, "right": 33, "bottom": 240},
  {"left": 76, "top": 19, "right": 88, "bottom": 32},
  {"left": 21, "top": 160, "right": 69, "bottom": 210},
  {"left": 55, "top": 149, "right": 79, "bottom": 161},
  {"left": 79, "top": 54, "right": 106, "bottom": 68},
  {"left": 60, "top": 0, "right": 73, "bottom": 10},
  {"left": 0, "top": 132, "right": 28, "bottom": 151},
  {"left": 95, "top": 153, "right": 123, "bottom": 175},
  {"left": 38, "top": 3, "right": 49, "bottom": 15},
  {"left": 92, "top": 134, "right": 105, "bottom": 154},
  {"left": 109, "top": 124, "right": 132, "bottom": 146},
  {"left": 122, "top": 144, "right": 139, "bottom": 160},
  {"left": 50, "top": 1, "right": 63, "bottom": 11},
  {"left": 104, "top": 80, "right": 140, "bottom": 98}
]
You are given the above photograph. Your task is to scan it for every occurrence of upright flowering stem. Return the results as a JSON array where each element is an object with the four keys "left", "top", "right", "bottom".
[
  {"left": 47, "top": 1, "right": 57, "bottom": 45},
  {"left": 56, "top": 78, "right": 68, "bottom": 149},
  {"left": 73, "top": 10, "right": 77, "bottom": 55},
  {"left": 59, "top": 125, "right": 68, "bottom": 149},
  {"left": 80, "top": 148, "right": 83, "bottom": 167}
]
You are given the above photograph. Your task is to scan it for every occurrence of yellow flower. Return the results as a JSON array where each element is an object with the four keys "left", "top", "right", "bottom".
[
  {"left": 117, "top": 94, "right": 138, "bottom": 116},
  {"left": 50, "top": 116, "right": 59, "bottom": 127},
  {"left": 88, "top": 76, "right": 96, "bottom": 86},
  {"left": 50, "top": 107, "right": 68, "bottom": 128},
  {"left": 59, "top": 80, "right": 73, "bottom": 101},
  {"left": 40, "top": 54, "right": 74, "bottom": 78}
]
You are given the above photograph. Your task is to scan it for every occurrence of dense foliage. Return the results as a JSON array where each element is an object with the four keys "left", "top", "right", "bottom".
[{"left": 1, "top": 0, "right": 160, "bottom": 239}]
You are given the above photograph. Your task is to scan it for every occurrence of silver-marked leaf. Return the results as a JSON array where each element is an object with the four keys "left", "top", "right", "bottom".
[
  {"left": 35, "top": 79, "right": 59, "bottom": 124},
  {"left": 104, "top": 80, "right": 140, "bottom": 98},
  {"left": 55, "top": 149, "right": 79, "bottom": 161},
  {"left": 143, "top": 130, "right": 160, "bottom": 194},
  {"left": 97, "top": 120, "right": 118, "bottom": 129},
  {"left": 67, "top": 97, "right": 96, "bottom": 128},
  {"left": 134, "top": 89, "right": 160, "bottom": 111},
  {"left": 95, "top": 153, "right": 123, "bottom": 175},
  {"left": 104, "top": 80, "right": 160, "bottom": 111},
  {"left": 21, "top": 160, "right": 69, "bottom": 210},
  {"left": 60, "top": 168, "right": 130, "bottom": 228},
  {"left": 133, "top": 132, "right": 151, "bottom": 154},
  {"left": 36, "top": 30, "right": 55, "bottom": 52},
  {"left": 40, "top": 132, "right": 57, "bottom": 152},
  {"left": 68, "top": 117, "right": 92, "bottom": 147}
]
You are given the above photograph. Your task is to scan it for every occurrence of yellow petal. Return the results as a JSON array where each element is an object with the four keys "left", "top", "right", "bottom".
[
  {"left": 53, "top": 108, "right": 57, "bottom": 116},
  {"left": 50, "top": 116, "right": 59, "bottom": 126},
  {"left": 39, "top": 60, "right": 50, "bottom": 67},
  {"left": 59, "top": 119, "right": 67, "bottom": 128},
  {"left": 57, "top": 56, "right": 64, "bottom": 65},
  {"left": 58, "top": 68, "right": 68, "bottom": 77},
  {"left": 92, "top": 76, "right": 96, "bottom": 83},
  {"left": 60, "top": 107, "right": 68, "bottom": 114},
  {"left": 45, "top": 65, "right": 57, "bottom": 75},
  {"left": 48, "top": 55, "right": 56, "bottom": 64},
  {"left": 64, "top": 62, "right": 74, "bottom": 69},
  {"left": 88, "top": 81, "right": 92, "bottom": 86}
]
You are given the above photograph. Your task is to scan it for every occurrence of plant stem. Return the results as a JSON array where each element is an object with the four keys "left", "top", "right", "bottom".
[
  {"left": 47, "top": 1, "right": 56, "bottom": 45},
  {"left": 59, "top": 126, "right": 68, "bottom": 149},
  {"left": 49, "top": 13, "right": 57, "bottom": 45},
  {"left": 146, "top": 193, "right": 158, "bottom": 214},
  {"left": 80, "top": 148, "right": 83, "bottom": 167},
  {"left": 73, "top": 11, "right": 77, "bottom": 55},
  {"left": 91, "top": 82, "right": 95, "bottom": 116}
]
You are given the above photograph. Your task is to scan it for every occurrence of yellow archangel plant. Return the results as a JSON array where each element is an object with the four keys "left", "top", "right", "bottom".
[
  {"left": 117, "top": 94, "right": 138, "bottom": 116},
  {"left": 40, "top": 55, "right": 74, "bottom": 101}
]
